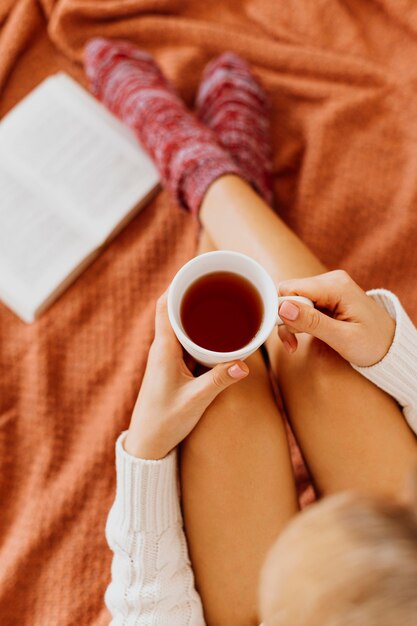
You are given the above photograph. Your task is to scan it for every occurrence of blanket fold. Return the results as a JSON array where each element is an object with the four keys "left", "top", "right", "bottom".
[{"left": 1, "top": 1, "right": 416, "bottom": 624}]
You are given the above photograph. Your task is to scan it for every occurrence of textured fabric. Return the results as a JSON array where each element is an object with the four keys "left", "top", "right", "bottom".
[
  {"left": 2, "top": 2, "right": 417, "bottom": 625},
  {"left": 85, "top": 37, "right": 241, "bottom": 215},
  {"left": 108, "top": 297, "right": 417, "bottom": 626},
  {"left": 351, "top": 289, "right": 417, "bottom": 434},
  {"left": 105, "top": 433, "right": 206, "bottom": 625},
  {"left": 196, "top": 52, "right": 274, "bottom": 206}
]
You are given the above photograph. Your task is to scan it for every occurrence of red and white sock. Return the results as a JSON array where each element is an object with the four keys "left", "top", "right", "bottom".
[
  {"left": 84, "top": 38, "right": 241, "bottom": 215},
  {"left": 196, "top": 52, "right": 274, "bottom": 207}
]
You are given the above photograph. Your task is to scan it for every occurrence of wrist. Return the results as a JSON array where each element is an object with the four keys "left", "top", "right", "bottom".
[
  {"left": 124, "top": 427, "right": 171, "bottom": 460},
  {"left": 367, "top": 311, "right": 396, "bottom": 367}
]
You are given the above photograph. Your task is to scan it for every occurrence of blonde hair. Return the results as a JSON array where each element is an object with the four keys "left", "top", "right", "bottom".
[
  {"left": 323, "top": 495, "right": 417, "bottom": 626},
  {"left": 263, "top": 482, "right": 417, "bottom": 626}
]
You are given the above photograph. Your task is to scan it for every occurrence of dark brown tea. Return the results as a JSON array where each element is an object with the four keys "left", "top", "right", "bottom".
[{"left": 180, "top": 271, "right": 264, "bottom": 352}]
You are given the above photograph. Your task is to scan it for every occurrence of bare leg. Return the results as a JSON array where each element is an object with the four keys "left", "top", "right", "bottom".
[
  {"left": 198, "top": 175, "right": 417, "bottom": 497},
  {"left": 180, "top": 232, "right": 298, "bottom": 626},
  {"left": 200, "top": 174, "right": 325, "bottom": 282},
  {"left": 272, "top": 333, "right": 417, "bottom": 499},
  {"left": 181, "top": 178, "right": 416, "bottom": 625}
]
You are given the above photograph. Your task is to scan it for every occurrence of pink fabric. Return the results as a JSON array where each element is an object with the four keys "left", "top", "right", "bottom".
[
  {"left": 85, "top": 37, "right": 241, "bottom": 215},
  {"left": 197, "top": 52, "right": 274, "bottom": 205}
]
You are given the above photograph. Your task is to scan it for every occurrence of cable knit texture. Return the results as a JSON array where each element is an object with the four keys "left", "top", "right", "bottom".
[
  {"left": 105, "top": 433, "right": 206, "bottom": 625},
  {"left": 106, "top": 292, "right": 417, "bottom": 625}
]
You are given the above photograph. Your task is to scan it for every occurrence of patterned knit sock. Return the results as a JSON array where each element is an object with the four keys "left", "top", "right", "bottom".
[
  {"left": 84, "top": 38, "right": 242, "bottom": 215},
  {"left": 196, "top": 52, "right": 274, "bottom": 206}
]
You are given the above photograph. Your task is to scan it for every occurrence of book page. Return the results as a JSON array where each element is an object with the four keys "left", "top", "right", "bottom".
[
  {"left": 0, "top": 162, "right": 95, "bottom": 321},
  {"left": 0, "top": 73, "right": 159, "bottom": 322},
  {"left": 0, "top": 74, "right": 159, "bottom": 243}
]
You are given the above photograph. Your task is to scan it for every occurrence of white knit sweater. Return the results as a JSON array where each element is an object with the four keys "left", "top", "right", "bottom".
[{"left": 105, "top": 289, "right": 417, "bottom": 625}]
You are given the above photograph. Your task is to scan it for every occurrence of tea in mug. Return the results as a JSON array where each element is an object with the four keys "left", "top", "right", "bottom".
[{"left": 180, "top": 271, "right": 264, "bottom": 352}]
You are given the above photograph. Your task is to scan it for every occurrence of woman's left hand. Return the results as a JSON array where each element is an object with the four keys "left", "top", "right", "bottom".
[
  {"left": 124, "top": 293, "right": 249, "bottom": 460},
  {"left": 277, "top": 270, "right": 396, "bottom": 366}
]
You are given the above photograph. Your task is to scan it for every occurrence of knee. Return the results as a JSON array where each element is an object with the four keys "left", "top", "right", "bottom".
[
  {"left": 279, "top": 333, "right": 351, "bottom": 394},
  {"left": 183, "top": 350, "right": 278, "bottom": 455},
  {"left": 306, "top": 336, "right": 346, "bottom": 376}
]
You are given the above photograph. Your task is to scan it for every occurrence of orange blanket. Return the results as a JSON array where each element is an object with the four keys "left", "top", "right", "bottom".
[{"left": 1, "top": 1, "right": 417, "bottom": 624}]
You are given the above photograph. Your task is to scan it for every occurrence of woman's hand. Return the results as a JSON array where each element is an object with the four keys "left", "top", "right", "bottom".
[
  {"left": 124, "top": 293, "right": 249, "bottom": 460},
  {"left": 277, "top": 270, "right": 396, "bottom": 367}
]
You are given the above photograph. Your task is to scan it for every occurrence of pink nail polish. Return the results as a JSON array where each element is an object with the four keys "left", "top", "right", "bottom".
[{"left": 280, "top": 301, "right": 300, "bottom": 321}]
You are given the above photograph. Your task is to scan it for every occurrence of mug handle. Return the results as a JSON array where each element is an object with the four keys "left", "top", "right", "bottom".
[{"left": 275, "top": 296, "right": 314, "bottom": 326}]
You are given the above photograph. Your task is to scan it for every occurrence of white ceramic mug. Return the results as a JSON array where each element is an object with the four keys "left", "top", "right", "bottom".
[{"left": 167, "top": 250, "right": 313, "bottom": 367}]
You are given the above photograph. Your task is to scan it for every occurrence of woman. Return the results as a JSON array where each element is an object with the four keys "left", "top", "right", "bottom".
[{"left": 85, "top": 39, "right": 417, "bottom": 625}]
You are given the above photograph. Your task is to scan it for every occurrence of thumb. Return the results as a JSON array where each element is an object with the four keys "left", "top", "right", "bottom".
[
  {"left": 192, "top": 360, "right": 249, "bottom": 406},
  {"left": 278, "top": 300, "right": 345, "bottom": 349}
]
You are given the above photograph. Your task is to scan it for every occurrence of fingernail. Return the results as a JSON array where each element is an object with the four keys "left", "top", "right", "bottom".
[
  {"left": 228, "top": 363, "right": 249, "bottom": 379},
  {"left": 283, "top": 340, "right": 294, "bottom": 354},
  {"left": 280, "top": 301, "right": 300, "bottom": 321}
]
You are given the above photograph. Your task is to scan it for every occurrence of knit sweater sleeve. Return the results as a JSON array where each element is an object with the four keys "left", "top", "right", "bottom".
[
  {"left": 350, "top": 289, "right": 417, "bottom": 435},
  {"left": 105, "top": 432, "right": 206, "bottom": 625}
]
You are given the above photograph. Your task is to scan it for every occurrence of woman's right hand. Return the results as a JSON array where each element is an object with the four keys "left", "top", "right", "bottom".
[
  {"left": 277, "top": 270, "right": 396, "bottom": 367},
  {"left": 124, "top": 293, "right": 249, "bottom": 461}
]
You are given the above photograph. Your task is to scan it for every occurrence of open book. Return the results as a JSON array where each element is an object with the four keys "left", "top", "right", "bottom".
[{"left": 0, "top": 73, "right": 159, "bottom": 323}]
